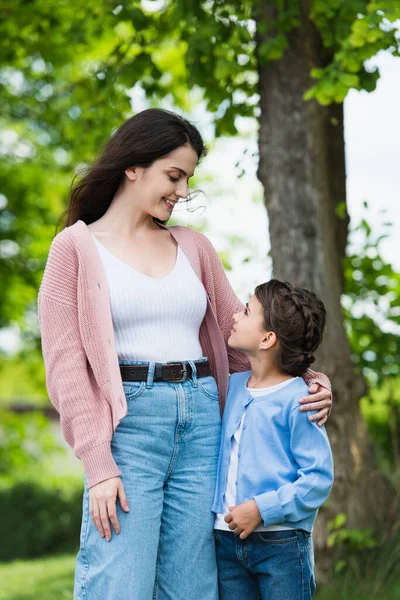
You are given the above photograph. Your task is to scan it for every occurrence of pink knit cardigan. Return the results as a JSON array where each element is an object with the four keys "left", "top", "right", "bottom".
[{"left": 38, "top": 219, "right": 330, "bottom": 488}]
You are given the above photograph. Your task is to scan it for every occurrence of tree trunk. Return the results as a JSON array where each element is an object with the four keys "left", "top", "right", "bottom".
[{"left": 254, "top": 0, "right": 394, "bottom": 579}]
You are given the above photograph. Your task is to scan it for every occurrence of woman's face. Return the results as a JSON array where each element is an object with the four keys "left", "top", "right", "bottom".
[{"left": 125, "top": 143, "right": 199, "bottom": 221}]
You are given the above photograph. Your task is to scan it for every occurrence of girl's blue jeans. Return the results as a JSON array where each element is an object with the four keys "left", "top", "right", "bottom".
[
  {"left": 215, "top": 528, "right": 316, "bottom": 600},
  {"left": 74, "top": 359, "right": 221, "bottom": 600}
]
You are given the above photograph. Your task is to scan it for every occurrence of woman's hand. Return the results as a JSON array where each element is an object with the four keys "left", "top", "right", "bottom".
[
  {"left": 89, "top": 476, "right": 130, "bottom": 541},
  {"left": 299, "top": 383, "right": 332, "bottom": 427}
]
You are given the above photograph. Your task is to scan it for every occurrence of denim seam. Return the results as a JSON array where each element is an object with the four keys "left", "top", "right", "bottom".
[
  {"left": 78, "top": 493, "right": 91, "bottom": 600},
  {"left": 197, "top": 378, "right": 219, "bottom": 400},
  {"left": 152, "top": 544, "right": 160, "bottom": 600},
  {"left": 122, "top": 381, "right": 146, "bottom": 400},
  {"left": 256, "top": 532, "right": 299, "bottom": 544},
  {"left": 298, "top": 534, "right": 305, "bottom": 600},
  {"left": 164, "top": 385, "right": 185, "bottom": 481}
]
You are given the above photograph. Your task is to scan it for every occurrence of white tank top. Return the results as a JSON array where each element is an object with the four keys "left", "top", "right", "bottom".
[{"left": 90, "top": 233, "right": 207, "bottom": 362}]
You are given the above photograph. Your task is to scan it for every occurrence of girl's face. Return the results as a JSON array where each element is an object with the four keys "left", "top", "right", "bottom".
[
  {"left": 228, "top": 294, "right": 277, "bottom": 354},
  {"left": 125, "top": 143, "right": 198, "bottom": 221}
]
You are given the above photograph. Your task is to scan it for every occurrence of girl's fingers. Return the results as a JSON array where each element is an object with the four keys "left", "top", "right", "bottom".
[{"left": 224, "top": 513, "right": 233, "bottom": 523}]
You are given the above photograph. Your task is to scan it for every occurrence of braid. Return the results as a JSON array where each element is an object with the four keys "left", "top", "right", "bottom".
[{"left": 254, "top": 280, "right": 326, "bottom": 377}]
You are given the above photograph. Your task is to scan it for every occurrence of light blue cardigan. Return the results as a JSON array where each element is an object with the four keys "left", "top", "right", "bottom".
[{"left": 212, "top": 371, "right": 334, "bottom": 532}]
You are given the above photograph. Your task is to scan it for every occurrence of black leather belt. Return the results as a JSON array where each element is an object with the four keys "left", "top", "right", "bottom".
[{"left": 119, "top": 360, "right": 211, "bottom": 383}]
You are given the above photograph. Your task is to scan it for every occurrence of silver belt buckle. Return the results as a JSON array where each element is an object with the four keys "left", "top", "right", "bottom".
[{"left": 167, "top": 362, "right": 187, "bottom": 383}]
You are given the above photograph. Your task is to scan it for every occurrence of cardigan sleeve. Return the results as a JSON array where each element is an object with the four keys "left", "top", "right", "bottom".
[
  {"left": 37, "top": 232, "right": 121, "bottom": 488},
  {"left": 254, "top": 404, "right": 334, "bottom": 527},
  {"left": 194, "top": 231, "right": 250, "bottom": 374}
]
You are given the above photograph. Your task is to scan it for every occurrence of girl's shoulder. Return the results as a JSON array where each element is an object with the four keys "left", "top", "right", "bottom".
[{"left": 228, "top": 371, "right": 251, "bottom": 389}]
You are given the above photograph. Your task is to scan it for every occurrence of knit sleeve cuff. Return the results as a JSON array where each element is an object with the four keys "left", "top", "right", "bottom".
[
  {"left": 303, "top": 369, "right": 331, "bottom": 391},
  {"left": 79, "top": 440, "right": 122, "bottom": 489},
  {"left": 253, "top": 491, "right": 285, "bottom": 527}
]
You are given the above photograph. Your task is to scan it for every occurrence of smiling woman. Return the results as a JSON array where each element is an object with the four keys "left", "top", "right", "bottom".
[
  {"left": 59, "top": 108, "right": 205, "bottom": 230},
  {"left": 38, "top": 108, "right": 333, "bottom": 600}
]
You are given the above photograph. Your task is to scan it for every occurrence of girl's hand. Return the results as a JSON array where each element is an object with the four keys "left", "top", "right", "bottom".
[
  {"left": 299, "top": 383, "right": 332, "bottom": 427},
  {"left": 224, "top": 500, "right": 262, "bottom": 540},
  {"left": 89, "top": 476, "right": 130, "bottom": 541}
]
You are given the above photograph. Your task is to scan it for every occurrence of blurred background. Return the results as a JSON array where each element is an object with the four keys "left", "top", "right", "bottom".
[{"left": 1, "top": 1, "right": 399, "bottom": 598}]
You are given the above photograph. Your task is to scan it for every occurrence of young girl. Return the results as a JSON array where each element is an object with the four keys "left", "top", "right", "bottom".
[{"left": 212, "top": 279, "right": 334, "bottom": 600}]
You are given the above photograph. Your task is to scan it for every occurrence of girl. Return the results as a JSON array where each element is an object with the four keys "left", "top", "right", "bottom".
[
  {"left": 38, "top": 109, "right": 333, "bottom": 600},
  {"left": 213, "top": 279, "right": 334, "bottom": 600}
]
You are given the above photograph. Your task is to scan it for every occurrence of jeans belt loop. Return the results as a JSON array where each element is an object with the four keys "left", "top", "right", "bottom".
[
  {"left": 187, "top": 360, "right": 198, "bottom": 387},
  {"left": 146, "top": 362, "right": 155, "bottom": 388}
]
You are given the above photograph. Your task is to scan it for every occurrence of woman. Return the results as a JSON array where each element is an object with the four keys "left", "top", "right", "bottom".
[{"left": 38, "top": 108, "right": 332, "bottom": 600}]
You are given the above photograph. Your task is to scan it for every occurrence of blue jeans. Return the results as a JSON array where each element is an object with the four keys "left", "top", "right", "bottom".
[
  {"left": 215, "top": 529, "right": 316, "bottom": 600},
  {"left": 74, "top": 359, "right": 221, "bottom": 600}
]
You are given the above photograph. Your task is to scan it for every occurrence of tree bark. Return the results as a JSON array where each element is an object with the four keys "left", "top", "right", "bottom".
[{"left": 254, "top": 0, "right": 394, "bottom": 579}]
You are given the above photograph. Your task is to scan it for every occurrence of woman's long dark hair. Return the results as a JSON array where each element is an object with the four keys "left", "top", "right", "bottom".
[{"left": 57, "top": 108, "right": 207, "bottom": 231}]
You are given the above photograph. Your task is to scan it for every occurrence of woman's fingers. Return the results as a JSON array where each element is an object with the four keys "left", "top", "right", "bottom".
[
  {"left": 90, "top": 498, "right": 105, "bottom": 538},
  {"left": 117, "top": 480, "right": 130, "bottom": 513},
  {"left": 299, "top": 390, "right": 331, "bottom": 405},
  {"left": 99, "top": 502, "right": 112, "bottom": 541},
  {"left": 88, "top": 476, "right": 122, "bottom": 540},
  {"left": 310, "top": 407, "right": 330, "bottom": 426},
  {"left": 300, "top": 401, "right": 332, "bottom": 414},
  {"left": 107, "top": 499, "right": 120, "bottom": 535}
]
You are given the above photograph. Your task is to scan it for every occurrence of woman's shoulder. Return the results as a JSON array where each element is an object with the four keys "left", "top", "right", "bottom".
[
  {"left": 40, "top": 224, "right": 82, "bottom": 298},
  {"left": 47, "top": 220, "right": 89, "bottom": 256},
  {"left": 169, "top": 225, "right": 216, "bottom": 254}
]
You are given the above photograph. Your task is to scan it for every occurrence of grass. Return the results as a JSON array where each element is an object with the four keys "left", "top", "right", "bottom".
[
  {"left": 317, "top": 585, "right": 400, "bottom": 600},
  {"left": 0, "top": 553, "right": 76, "bottom": 600},
  {"left": 1, "top": 552, "right": 399, "bottom": 600}
]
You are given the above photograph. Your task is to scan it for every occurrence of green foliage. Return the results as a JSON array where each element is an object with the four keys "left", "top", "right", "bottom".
[
  {"left": 0, "top": 479, "right": 82, "bottom": 561},
  {"left": 306, "top": 1, "right": 400, "bottom": 104},
  {"left": 327, "top": 513, "right": 377, "bottom": 570},
  {"left": 0, "top": 353, "right": 48, "bottom": 406},
  {"left": 321, "top": 526, "right": 400, "bottom": 598},
  {"left": 343, "top": 212, "right": 400, "bottom": 387},
  {"left": 360, "top": 378, "right": 400, "bottom": 472},
  {"left": 0, "top": 409, "right": 65, "bottom": 479},
  {"left": 342, "top": 210, "right": 400, "bottom": 467}
]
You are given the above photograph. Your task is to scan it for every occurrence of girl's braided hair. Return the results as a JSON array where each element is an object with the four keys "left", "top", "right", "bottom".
[{"left": 254, "top": 279, "right": 326, "bottom": 377}]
